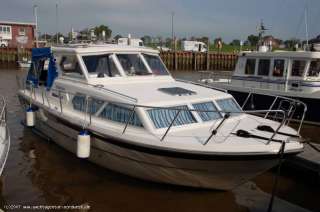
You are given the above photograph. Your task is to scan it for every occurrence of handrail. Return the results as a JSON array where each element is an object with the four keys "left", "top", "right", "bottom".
[
  {"left": 20, "top": 80, "right": 298, "bottom": 146},
  {"left": 242, "top": 92, "right": 307, "bottom": 134},
  {"left": 31, "top": 86, "right": 292, "bottom": 146},
  {"left": 0, "top": 96, "right": 7, "bottom": 124}
]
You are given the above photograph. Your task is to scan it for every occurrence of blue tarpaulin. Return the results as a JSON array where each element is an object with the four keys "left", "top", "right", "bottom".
[{"left": 26, "top": 47, "right": 57, "bottom": 89}]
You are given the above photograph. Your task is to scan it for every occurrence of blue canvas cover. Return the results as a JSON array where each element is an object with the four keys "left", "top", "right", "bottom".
[{"left": 26, "top": 47, "right": 57, "bottom": 89}]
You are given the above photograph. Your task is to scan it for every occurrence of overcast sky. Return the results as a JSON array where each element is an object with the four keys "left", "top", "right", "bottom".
[{"left": 1, "top": 0, "right": 320, "bottom": 42}]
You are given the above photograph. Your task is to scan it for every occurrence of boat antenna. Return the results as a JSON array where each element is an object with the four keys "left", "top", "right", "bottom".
[
  {"left": 171, "top": 11, "right": 175, "bottom": 51},
  {"left": 257, "top": 19, "right": 268, "bottom": 47},
  {"left": 33, "top": 5, "right": 38, "bottom": 48}
]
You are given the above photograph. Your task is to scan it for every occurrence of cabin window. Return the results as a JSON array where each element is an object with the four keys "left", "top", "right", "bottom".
[
  {"left": 272, "top": 59, "right": 285, "bottom": 77},
  {"left": 60, "top": 55, "right": 83, "bottom": 77},
  {"left": 82, "top": 54, "right": 120, "bottom": 78},
  {"left": 245, "top": 59, "right": 256, "bottom": 75},
  {"left": 72, "top": 95, "right": 105, "bottom": 115},
  {"left": 142, "top": 54, "right": 169, "bottom": 75},
  {"left": 307, "top": 60, "right": 320, "bottom": 77},
  {"left": 216, "top": 98, "right": 241, "bottom": 116},
  {"left": 100, "top": 103, "right": 143, "bottom": 127},
  {"left": 116, "top": 54, "right": 150, "bottom": 76},
  {"left": 148, "top": 105, "right": 197, "bottom": 129},
  {"left": 258, "top": 59, "right": 271, "bottom": 76},
  {"left": 192, "top": 102, "right": 222, "bottom": 122},
  {"left": 291, "top": 60, "right": 306, "bottom": 77}
]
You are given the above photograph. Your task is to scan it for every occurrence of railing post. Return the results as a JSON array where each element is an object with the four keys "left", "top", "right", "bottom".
[
  {"left": 265, "top": 96, "right": 278, "bottom": 119},
  {"left": 267, "top": 111, "right": 287, "bottom": 145},
  {"left": 161, "top": 110, "right": 180, "bottom": 141},
  {"left": 58, "top": 90, "right": 63, "bottom": 113},
  {"left": 204, "top": 113, "right": 230, "bottom": 145},
  {"left": 122, "top": 105, "right": 136, "bottom": 134}
]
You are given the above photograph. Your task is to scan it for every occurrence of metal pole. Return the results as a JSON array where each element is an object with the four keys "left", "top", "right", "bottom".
[
  {"left": 56, "top": 3, "right": 58, "bottom": 45},
  {"left": 171, "top": 12, "right": 174, "bottom": 51},
  {"left": 305, "top": 5, "right": 309, "bottom": 49},
  {"left": 161, "top": 110, "right": 180, "bottom": 141},
  {"left": 122, "top": 106, "right": 136, "bottom": 134},
  {"left": 33, "top": 5, "right": 38, "bottom": 48}
]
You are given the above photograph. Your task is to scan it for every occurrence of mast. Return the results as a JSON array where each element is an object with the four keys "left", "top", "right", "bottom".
[{"left": 304, "top": 5, "right": 309, "bottom": 49}]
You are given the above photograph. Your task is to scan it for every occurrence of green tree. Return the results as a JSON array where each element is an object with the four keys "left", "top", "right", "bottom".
[
  {"left": 93, "top": 25, "right": 112, "bottom": 40},
  {"left": 247, "top": 34, "right": 259, "bottom": 46},
  {"left": 141, "top": 35, "right": 152, "bottom": 45},
  {"left": 230, "top": 39, "right": 240, "bottom": 46}
]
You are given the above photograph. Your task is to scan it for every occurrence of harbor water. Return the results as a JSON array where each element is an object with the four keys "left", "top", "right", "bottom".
[{"left": 0, "top": 67, "right": 319, "bottom": 212}]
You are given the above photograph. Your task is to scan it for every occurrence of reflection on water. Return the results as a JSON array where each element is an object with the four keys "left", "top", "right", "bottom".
[{"left": 0, "top": 68, "right": 319, "bottom": 211}]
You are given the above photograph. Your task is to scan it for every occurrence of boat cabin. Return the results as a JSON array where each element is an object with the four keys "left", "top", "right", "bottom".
[
  {"left": 233, "top": 51, "right": 320, "bottom": 92},
  {"left": 25, "top": 45, "right": 242, "bottom": 134}
]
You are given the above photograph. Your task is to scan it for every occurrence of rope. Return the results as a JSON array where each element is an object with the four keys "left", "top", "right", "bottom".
[{"left": 267, "top": 140, "right": 286, "bottom": 212}]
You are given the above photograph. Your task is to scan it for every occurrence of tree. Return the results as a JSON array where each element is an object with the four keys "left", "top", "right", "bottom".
[
  {"left": 230, "top": 39, "right": 240, "bottom": 46},
  {"left": 141, "top": 35, "right": 152, "bottom": 45},
  {"left": 247, "top": 34, "right": 259, "bottom": 46},
  {"left": 93, "top": 25, "right": 112, "bottom": 40},
  {"left": 284, "top": 38, "right": 300, "bottom": 49}
]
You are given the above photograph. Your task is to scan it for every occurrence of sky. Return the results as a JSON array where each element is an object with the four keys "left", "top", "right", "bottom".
[{"left": 1, "top": 0, "right": 320, "bottom": 42}]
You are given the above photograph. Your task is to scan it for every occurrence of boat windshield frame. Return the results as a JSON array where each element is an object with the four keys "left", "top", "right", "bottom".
[{"left": 80, "top": 52, "right": 170, "bottom": 78}]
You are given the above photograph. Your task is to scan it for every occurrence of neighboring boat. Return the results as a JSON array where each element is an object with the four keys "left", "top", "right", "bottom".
[
  {"left": 17, "top": 57, "right": 31, "bottom": 69},
  {"left": 17, "top": 46, "right": 305, "bottom": 190},
  {"left": 201, "top": 50, "right": 320, "bottom": 125},
  {"left": 0, "top": 96, "right": 10, "bottom": 175}
]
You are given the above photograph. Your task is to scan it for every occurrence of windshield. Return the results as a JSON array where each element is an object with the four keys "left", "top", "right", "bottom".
[
  {"left": 82, "top": 54, "right": 120, "bottom": 77},
  {"left": 116, "top": 54, "right": 150, "bottom": 76},
  {"left": 143, "top": 54, "right": 169, "bottom": 75}
]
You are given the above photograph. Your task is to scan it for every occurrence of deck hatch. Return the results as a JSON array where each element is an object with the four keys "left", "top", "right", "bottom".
[{"left": 158, "top": 87, "right": 196, "bottom": 96}]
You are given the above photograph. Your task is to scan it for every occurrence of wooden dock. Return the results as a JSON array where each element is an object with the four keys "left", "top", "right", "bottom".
[
  {"left": 0, "top": 47, "right": 31, "bottom": 64},
  {"left": 160, "top": 51, "right": 238, "bottom": 71}
]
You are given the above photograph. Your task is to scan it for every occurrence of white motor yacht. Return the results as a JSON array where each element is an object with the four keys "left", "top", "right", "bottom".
[
  {"left": 0, "top": 96, "right": 10, "bottom": 175},
  {"left": 17, "top": 45, "right": 305, "bottom": 190},
  {"left": 201, "top": 51, "right": 320, "bottom": 125}
]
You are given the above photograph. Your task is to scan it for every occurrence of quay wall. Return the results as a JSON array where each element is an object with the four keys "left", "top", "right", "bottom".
[{"left": 0, "top": 48, "right": 238, "bottom": 71}]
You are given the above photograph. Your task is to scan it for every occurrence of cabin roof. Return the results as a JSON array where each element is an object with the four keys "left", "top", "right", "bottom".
[
  {"left": 51, "top": 44, "right": 159, "bottom": 55},
  {"left": 240, "top": 51, "right": 320, "bottom": 59}
]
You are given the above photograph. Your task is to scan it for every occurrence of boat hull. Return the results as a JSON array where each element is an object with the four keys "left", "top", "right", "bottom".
[{"left": 27, "top": 107, "right": 285, "bottom": 190}]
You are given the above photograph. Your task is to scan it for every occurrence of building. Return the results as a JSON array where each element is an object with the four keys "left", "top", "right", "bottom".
[
  {"left": 262, "top": 35, "right": 281, "bottom": 48},
  {"left": 0, "top": 21, "right": 36, "bottom": 49}
]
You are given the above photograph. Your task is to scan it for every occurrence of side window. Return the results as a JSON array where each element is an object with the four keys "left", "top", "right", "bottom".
[
  {"left": 82, "top": 54, "right": 120, "bottom": 77},
  {"left": 193, "top": 102, "right": 222, "bottom": 122},
  {"left": 245, "top": 59, "right": 256, "bottom": 75},
  {"left": 291, "top": 60, "right": 306, "bottom": 77},
  {"left": 258, "top": 59, "right": 270, "bottom": 76},
  {"left": 100, "top": 103, "right": 143, "bottom": 127},
  {"left": 72, "top": 95, "right": 105, "bottom": 115},
  {"left": 60, "top": 55, "right": 83, "bottom": 77},
  {"left": 72, "top": 94, "right": 86, "bottom": 112},
  {"left": 307, "top": 60, "right": 320, "bottom": 77},
  {"left": 272, "top": 59, "right": 285, "bottom": 77},
  {"left": 216, "top": 98, "right": 241, "bottom": 116}
]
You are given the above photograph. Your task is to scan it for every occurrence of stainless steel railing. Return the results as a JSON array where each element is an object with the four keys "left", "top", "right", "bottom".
[
  {"left": 241, "top": 92, "right": 307, "bottom": 134},
  {"left": 19, "top": 81, "right": 295, "bottom": 146}
]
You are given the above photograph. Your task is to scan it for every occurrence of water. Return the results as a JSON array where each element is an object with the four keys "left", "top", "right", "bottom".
[{"left": 0, "top": 67, "right": 319, "bottom": 212}]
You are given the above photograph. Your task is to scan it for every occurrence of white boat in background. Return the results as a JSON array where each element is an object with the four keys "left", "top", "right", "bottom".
[
  {"left": 17, "top": 57, "right": 31, "bottom": 69},
  {"left": 201, "top": 50, "right": 320, "bottom": 125},
  {"left": 0, "top": 96, "right": 10, "bottom": 175},
  {"left": 17, "top": 45, "right": 305, "bottom": 190}
]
